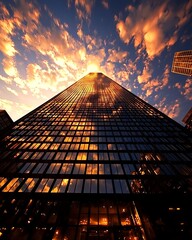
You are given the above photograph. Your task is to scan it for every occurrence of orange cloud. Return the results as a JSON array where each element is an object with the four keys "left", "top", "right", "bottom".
[
  {"left": 13, "top": 0, "right": 40, "bottom": 32},
  {"left": 175, "top": 83, "right": 182, "bottom": 89},
  {"left": 182, "top": 79, "right": 192, "bottom": 101},
  {"left": 138, "top": 64, "right": 152, "bottom": 84},
  {"left": 2, "top": 57, "right": 18, "bottom": 77},
  {"left": 107, "top": 49, "right": 128, "bottom": 63},
  {"left": 115, "top": 1, "right": 192, "bottom": 59},
  {"left": 68, "top": 0, "right": 95, "bottom": 22},
  {"left": 116, "top": 71, "right": 129, "bottom": 82},
  {"left": 155, "top": 98, "right": 180, "bottom": 119},
  {"left": 0, "top": 6, "right": 17, "bottom": 57},
  {"left": 137, "top": 63, "right": 169, "bottom": 96}
]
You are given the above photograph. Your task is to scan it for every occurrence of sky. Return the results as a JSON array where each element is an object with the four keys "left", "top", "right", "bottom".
[{"left": 0, "top": 0, "right": 191, "bottom": 125}]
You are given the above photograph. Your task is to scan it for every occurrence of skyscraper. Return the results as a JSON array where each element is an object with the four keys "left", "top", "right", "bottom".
[
  {"left": 171, "top": 50, "right": 192, "bottom": 76},
  {"left": 0, "top": 73, "right": 191, "bottom": 240}
]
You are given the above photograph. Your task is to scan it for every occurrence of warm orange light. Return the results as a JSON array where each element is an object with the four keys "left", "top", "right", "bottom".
[{"left": 87, "top": 63, "right": 100, "bottom": 73}]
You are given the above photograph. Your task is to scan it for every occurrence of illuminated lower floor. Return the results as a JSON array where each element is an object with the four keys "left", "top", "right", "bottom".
[{"left": 0, "top": 195, "right": 191, "bottom": 240}]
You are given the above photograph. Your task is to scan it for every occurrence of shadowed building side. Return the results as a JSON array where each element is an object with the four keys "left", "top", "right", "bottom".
[
  {"left": 0, "top": 110, "right": 13, "bottom": 135},
  {"left": 182, "top": 107, "right": 192, "bottom": 132}
]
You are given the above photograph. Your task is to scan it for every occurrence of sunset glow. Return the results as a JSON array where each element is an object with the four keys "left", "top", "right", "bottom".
[
  {"left": 87, "top": 63, "right": 100, "bottom": 73},
  {"left": 0, "top": 0, "right": 191, "bottom": 124}
]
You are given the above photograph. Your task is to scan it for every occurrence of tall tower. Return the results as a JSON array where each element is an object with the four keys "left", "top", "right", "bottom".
[
  {"left": 0, "top": 73, "right": 191, "bottom": 240},
  {"left": 171, "top": 50, "right": 192, "bottom": 76}
]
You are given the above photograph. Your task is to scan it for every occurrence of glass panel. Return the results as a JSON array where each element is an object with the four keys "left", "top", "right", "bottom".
[
  {"left": 84, "top": 179, "right": 91, "bottom": 193},
  {"left": 3, "top": 178, "right": 23, "bottom": 192},
  {"left": 91, "top": 179, "right": 97, "bottom": 193},
  {"left": 19, "top": 178, "right": 38, "bottom": 192},
  {"left": 99, "top": 179, "right": 106, "bottom": 193},
  {"left": 106, "top": 179, "right": 113, "bottom": 193},
  {"left": 51, "top": 179, "right": 68, "bottom": 193}
]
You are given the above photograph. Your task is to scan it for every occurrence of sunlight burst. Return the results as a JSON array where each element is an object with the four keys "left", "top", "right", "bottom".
[{"left": 87, "top": 63, "right": 100, "bottom": 73}]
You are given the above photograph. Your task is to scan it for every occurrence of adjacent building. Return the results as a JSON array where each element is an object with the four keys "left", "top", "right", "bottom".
[
  {"left": 0, "top": 73, "right": 192, "bottom": 240},
  {"left": 171, "top": 50, "right": 192, "bottom": 76},
  {"left": 0, "top": 110, "right": 13, "bottom": 133},
  {"left": 182, "top": 107, "right": 192, "bottom": 132}
]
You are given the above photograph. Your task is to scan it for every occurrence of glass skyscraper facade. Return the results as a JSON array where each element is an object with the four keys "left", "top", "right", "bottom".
[{"left": 0, "top": 73, "right": 191, "bottom": 240}]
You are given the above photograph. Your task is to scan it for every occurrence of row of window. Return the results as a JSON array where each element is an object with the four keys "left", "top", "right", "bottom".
[
  {"left": 0, "top": 174, "right": 186, "bottom": 194},
  {"left": 17, "top": 162, "right": 176, "bottom": 175},
  {"left": 12, "top": 122, "right": 183, "bottom": 134},
  {"left": 7, "top": 140, "right": 188, "bottom": 153}
]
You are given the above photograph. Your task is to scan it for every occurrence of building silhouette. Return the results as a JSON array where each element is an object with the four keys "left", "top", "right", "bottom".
[
  {"left": 0, "top": 73, "right": 192, "bottom": 240},
  {"left": 0, "top": 110, "right": 13, "bottom": 133},
  {"left": 171, "top": 50, "right": 192, "bottom": 76},
  {"left": 182, "top": 107, "right": 192, "bottom": 132}
]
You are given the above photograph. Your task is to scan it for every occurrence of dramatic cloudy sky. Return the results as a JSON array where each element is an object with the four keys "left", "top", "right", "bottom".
[{"left": 0, "top": 0, "right": 191, "bottom": 124}]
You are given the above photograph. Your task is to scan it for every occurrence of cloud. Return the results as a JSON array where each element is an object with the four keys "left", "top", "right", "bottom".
[
  {"left": 138, "top": 63, "right": 152, "bottom": 84},
  {"left": 115, "top": 0, "right": 192, "bottom": 59},
  {"left": 68, "top": 0, "right": 95, "bottom": 22},
  {"left": 0, "top": 74, "right": 12, "bottom": 84},
  {"left": 176, "top": 0, "right": 192, "bottom": 28},
  {"left": 13, "top": 0, "right": 40, "bottom": 32},
  {"left": 2, "top": 57, "right": 18, "bottom": 77},
  {"left": 6, "top": 87, "right": 19, "bottom": 96},
  {"left": 107, "top": 49, "right": 128, "bottom": 63},
  {"left": 155, "top": 98, "right": 180, "bottom": 119},
  {"left": 0, "top": 6, "right": 17, "bottom": 57},
  {"left": 116, "top": 70, "right": 129, "bottom": 82},
  {"left": 174, "top": 82, "right": 182, "bottom": 89},
  {"left": 26, "top": 63, "right": 72, "bottom": 93},
  {"left": 158, "top": 64, "right": 169, "bottom": 90},
  {"left": 137, "top": 63, "right": 169, "bottom": 96},
  {"left": 101, "top": 0, "right": 109, "bottom": 9},
  {"left": 182, "top": 79, "right": 192, "bottom": 101}
]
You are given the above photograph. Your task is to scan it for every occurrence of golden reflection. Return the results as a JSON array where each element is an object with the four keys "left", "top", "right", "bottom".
[
  {"left": 2, "top": 178, "right": 21, "bottom": 192},
  {"left": 121, "top": 217, "right": 131, "bottom": 226},
  {"left": 92, "top": 153, "right": 98, "bottom": 160},
  {"left": 49, "top": 143, "right": 60, "bottom": 150},
  {"left": 70, "top": 125, "right": 77, "bottom": 130},
  {"left": 90, "top": 217, "right": 98, "bottom": 225},
  {"left": 39, "top": 143, "right": 50, "bottom": 150},
  {"left": 99, "top": 217, "right": 108, "bottom": 226},
  {"left": 77, "top": 152, "right": 87, "bottom": 161},
  {"left": 23, "top": 178, "right": 38, "bottom": 192},
  {"left": 86, "top": 164, "right": 98, "bottom": 174},
  {"left": 52, "top": 228, "right": 62, "bottom": 240},
  {"left": 79, "top": 219, "right": 88, "bottom": 225},
  {"left": 89, "top": 144, "right": 98, "bottom": 150},
  {"left": 51, "top": 179, "right": 68, "bottom": 193},
  {"left": 82, "top": 137, "right": 90, "bottom": 142},
  {"left": 132, "top": 202, "right": 142, "bottom": 226},
  {"left": 0, "top": 178, "right": 8, "bottom": 188},
  {"left": 99, "top": 164, "right": 104, "bottom": 174},
  {"left": 80, "top": 144, "right": 89, "bottom": 150},
  {"left": 42, "top": 179, "right": 54, "bottom": 192}
]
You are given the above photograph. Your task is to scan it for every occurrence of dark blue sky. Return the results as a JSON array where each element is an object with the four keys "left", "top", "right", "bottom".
[{"left": 0, "top": 0, "right": 191, "bottom": 124}]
